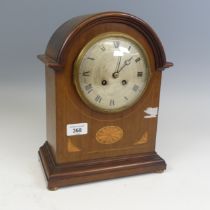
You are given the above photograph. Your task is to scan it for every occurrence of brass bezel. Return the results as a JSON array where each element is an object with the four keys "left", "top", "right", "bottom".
[{"left": 73, "top": 32, "right": 151, "bottom": 113}]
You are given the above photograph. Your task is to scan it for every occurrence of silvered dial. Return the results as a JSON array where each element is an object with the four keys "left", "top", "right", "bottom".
[{"left": 74, "top": 33, "right": 150, "bottom": 112}]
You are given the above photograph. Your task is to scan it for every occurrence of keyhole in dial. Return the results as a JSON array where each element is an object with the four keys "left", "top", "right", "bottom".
[
  {"left": 122, "top": 80, "right": 127, "bottom": 86},
  {"left": 101, "top": 80, "right": 107, "bottom": 86}
]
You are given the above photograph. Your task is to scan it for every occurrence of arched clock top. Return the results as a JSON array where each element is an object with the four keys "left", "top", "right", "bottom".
[{"left": 38, "top": 12, "right": 173, "bottom": 71}]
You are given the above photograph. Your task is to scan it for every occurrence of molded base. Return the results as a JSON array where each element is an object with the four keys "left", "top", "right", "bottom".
[{"left": 39, "top": 141, "right": 166, "bottom": 190}]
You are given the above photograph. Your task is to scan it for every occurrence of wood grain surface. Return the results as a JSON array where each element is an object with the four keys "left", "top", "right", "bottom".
[{"left": 38, "top": 11, "right": 173, "bottom": 189}]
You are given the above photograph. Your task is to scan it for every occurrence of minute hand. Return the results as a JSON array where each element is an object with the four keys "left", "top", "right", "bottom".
[{"left": 117, "top": 56, "right": 133, "bottom": 73}]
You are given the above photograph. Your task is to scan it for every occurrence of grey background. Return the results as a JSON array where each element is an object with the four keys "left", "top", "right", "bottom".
[{"left": 0, "top": 1, "right": 210, "bottom": 210}]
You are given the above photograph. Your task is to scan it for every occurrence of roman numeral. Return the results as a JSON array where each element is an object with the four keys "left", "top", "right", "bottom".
[
  {"left": 135, "top": 57, "right": 141, "bottom": 63},
  {"left": 85, "top": 84, "right": 93, "bottom": 93},
  {"left": 95, "top": 95, "right": 102, "bottom": 103},
  {"left": 87, "top": 57, "right": 95, "bottom": 61},
  {"left": 124, "top": 96, "right": 128, "bottom": 100},
  {"left": 82, "top": 71, "right": 90, "bottom": 77},
  {"left": 109, "top": 99, "right": 115, "bottom": 106},
  {"left": 128, "top": 46, "right": 131, "bottom": 51},
  {"left": 137, "top": 72, "right": 143, "bottom": 77},
  {"left": 132, "top": 84, "right": 139, "bottom": 92},
  {"left": 100, "top": 45, "right": 106, "bottom": 51},
  {"left": 113, "top": 41, "right": 120, "bottom": 48}
]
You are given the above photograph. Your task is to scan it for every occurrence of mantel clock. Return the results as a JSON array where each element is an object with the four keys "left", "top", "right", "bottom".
[{"left": 38, "top": 11, "right": 173, "bottom": 190}]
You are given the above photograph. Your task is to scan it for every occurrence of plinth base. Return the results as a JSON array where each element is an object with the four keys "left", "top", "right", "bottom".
[{"left": 39, "top": 142, "right": 166, "bottom": 190}]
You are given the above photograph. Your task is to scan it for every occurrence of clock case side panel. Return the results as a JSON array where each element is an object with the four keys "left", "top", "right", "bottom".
[
  {"left": 45, "top": 66, "right": 57, "bottom": 159},
  {"left": 45, "top": 65, "right": 70, "bottom": 164}
]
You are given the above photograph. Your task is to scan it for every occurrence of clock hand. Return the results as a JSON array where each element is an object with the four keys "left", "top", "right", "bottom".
[
  {"left": 117, "top": 56, "right": 133, "bottom": 73},
  {"left": 115, "top": 56, "right": 122, "bottom": 73},
  {"left": 112, "top": 56, "right": 133, "bottom": 78},
  {"left": 112, "top": 56, "right": 122, "bottom": 78}
]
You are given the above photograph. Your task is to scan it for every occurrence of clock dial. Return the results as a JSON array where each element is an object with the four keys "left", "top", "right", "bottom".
[{"left": 74, "top": 33, "right": 151, "bottom": 112}]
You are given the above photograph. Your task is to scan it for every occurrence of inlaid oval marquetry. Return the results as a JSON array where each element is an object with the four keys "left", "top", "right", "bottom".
[{"left": 96, "top": 126, "right": 123, "bottom": 144}]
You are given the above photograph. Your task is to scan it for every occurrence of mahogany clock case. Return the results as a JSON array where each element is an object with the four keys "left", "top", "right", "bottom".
[{"left": 38, "top": 12, "right": 173, "bottom": 190}]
